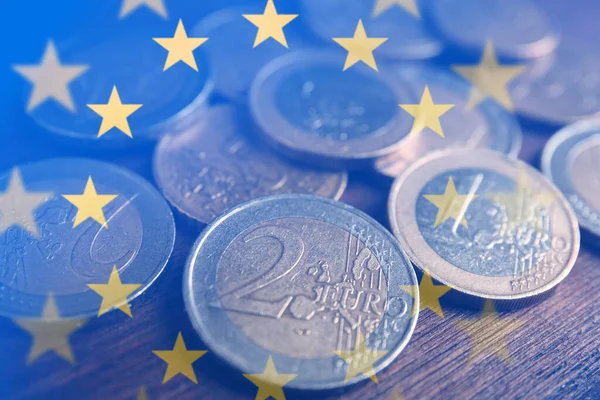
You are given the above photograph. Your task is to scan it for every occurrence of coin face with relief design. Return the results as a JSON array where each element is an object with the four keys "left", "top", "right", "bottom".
[
  {"left": 542, "top": 121, "right": 600, "bottom": 237},
  {"left": 184, "top": 194, "right": 418, "bottom": 389},
  {"left": 250, "top": 51, "right": 415, "bottom": 168},
  {"left": 389, "top": 149, "right": 579, "bottom": 299},
  {"left": 153, "top": 106, "right": 347, "bottom": 224},
  {"left": 0, "top": 158, "right": 175, "bottom": 318}
]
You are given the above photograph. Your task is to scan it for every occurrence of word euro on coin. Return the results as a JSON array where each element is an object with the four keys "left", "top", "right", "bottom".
[
  {"left": 542, "top": 121, "right": 600, "bottom": 238},
  {"left": 153, "top": 106, "right": 347, "bottom": 224},
  {"left": 184, "top": 194, "right": 418, "bottom": 389},
  {"left": 0, "top": 158, "right": 175, "bottom": 318},
  {"left": 375, "top": 64, "right": 522, "bottom": 178},
  {"left": 428, "top": 0, "right": 557, "bottom": 59},
  {"left": 250, "top": 50, "right": 415, "bottom": 168},
  {"left": 28, "top": 29, "right": 212, "bottom": 144},
  {"left": 389, "top": 149, "right": 579, "bottom": 299},
  {"left": 299, "top": 0, "right": 442, "bottom": 59}
]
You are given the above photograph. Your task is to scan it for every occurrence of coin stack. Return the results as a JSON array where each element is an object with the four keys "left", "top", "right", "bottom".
[{"left": 2, "top": 0, "right": 599, "bottom": 398}]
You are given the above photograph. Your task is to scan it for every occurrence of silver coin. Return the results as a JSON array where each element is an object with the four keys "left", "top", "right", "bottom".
[
  {"left": 389, "top": 149, "right": 579, "bottom": 299},
  {"left": 428, "top": 0, "right": 558, "bottom": 59},
  {"left": 0, "top": 158, "right": 175, "bottom": 318},
  {"left": 542, "top": 120, "right": 600, "bottom": 237},
  {"left": 184, "top": 194, "right": 419, "bottom": 389},
  {"left": 29, "top": 30, "right": 212, "bottom": 144},
  {"left": 153, "top": 106, "right": 347, "bottom": 224},
  {"left": 299, "top": 0, "right": 442, "bottom": 59},
  {"left": 250, "top": 50, "right": 415, "bottom": 168},
  {"left": 375, "top": 64, "right": 522, "bottom": 178},
  {"left": 510, "top": 40, "right": 600, "bottom": 125},
  {"left": 192, "top": 6, "right": 306, "bottom": 102}
]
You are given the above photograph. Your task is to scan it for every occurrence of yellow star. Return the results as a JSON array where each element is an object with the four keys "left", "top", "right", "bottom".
[
  {"left": 153, "top": 332, "right": 207, "bottom": 383},
  {"left": 12, "top": 40, "right": 89, "bottom": 112},
  {"left": 333, "top": 331, "right": 388, "bottom": 383},
  {"left": 119, "top": 0, "right": 167, "bottom": 19},
  {"left": 333, "top": 19, "right": 388, "bottom": 71},
  {"left": 0, "top": 168, "right": 52, "bottom": 237},
  {"left": 87, "top": 86, "right": 142, "bottom": 138},
  {"left": 137, "top": 385, "right": 148, "bottom": 400},
  {"left": 401, "top": 271, "right": 451, "bottom": 318},
  {"left": 243, "top": 0, "right": 298, "bottom": 48},
  {"left": 153, "top": 20, "right": 208, "bottom": 71},
  {"left": 455, "top": 300, "right": 526, "bottom": 364},
  {"left": 423, "top": 177, "right": 478, "bottom": 228},
  {"left": 487, "top": 169, "right": 556, "bottom": 228},
  {"left": 243, "top": 356, "right": 297, "bottom": 400},
  {"left": 13, "top": 294, "right": 87, "bottom": 364},
  {"left": 62, "top": 177, "right": 118, "bottom": 228},
  {"left": 399, "top": 86, "right": 454, "bottom": 138},
  {"left": 87, "top": 266, "right": 142, "bottom": 318},
  {"left": 452, "top": 41, "right": 525, "bottom": 110},
  {"left": 372, "top": 0, "right": 420, "bottom": 18}
]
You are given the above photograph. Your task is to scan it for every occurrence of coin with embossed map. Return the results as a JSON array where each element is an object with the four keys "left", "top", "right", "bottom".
[
  {"left": 184, "top": 194, "right": 418, "bottom": 389},
  {"left": 375, "top": 64, "right": 522, "bottom": 178},
  {"left": 153, "top": 105, "right": 347, "bottom": 224},
  {"left": 428, "top": 0, "right": 557, "bottom": 59},
  {"left": 542, "top": 121, "right": 600, "bottom": 238},
  {"left": 299, "top": 0, "right": 442, "bottom": 59},
  {"left": 389, "top": 149, "right": 579, "bottom": 299},
  {"left": 192, "top": 5, "right": 305, "bottom": 102},
  {"left": 250, "top": 50, "right": 415, "bottom": 168},
  {"left": 0, "top": 158, "right": 175, "bottom": 318},
  {"left": 28, "top": 28, "right": 212, "bottom": 144}
]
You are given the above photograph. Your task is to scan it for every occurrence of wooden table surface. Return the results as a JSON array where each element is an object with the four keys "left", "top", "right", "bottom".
[{"left": 1, "top": 1, "right": 600, "bottom": 399}]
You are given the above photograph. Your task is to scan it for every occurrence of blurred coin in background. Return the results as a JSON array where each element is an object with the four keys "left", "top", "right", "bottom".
[
  {"left": 192, "top": 5, "right": 306, "bottom": 103},
  {"left": 184, "top": 194, "right": 418, "bottom": 389},
  {"left": 389, "top": 149, "right": 579, "bottom": 300},
  {"left": 0, "top": 158, "right": 175, "bottom": 318},
  {"left": 542, "top": 120, "right": 600, "bottom": 237},
  {"left": 426, "top": 0, "right": 558, "bottom": 60},
  {"left": 250, "top": 50, "right": 415, "bottom": 169},
  {"left": 375, "top": 64, "right": 522, "bottom": 178},
  {"left": 21, "top": 28, "right": 212, "bottom": 146},
  {"left": 153, "top": 105, "right": 347, "bottom": 225},
  {"left": 299, "top": 0, "right": 442, "bottom": 60}
]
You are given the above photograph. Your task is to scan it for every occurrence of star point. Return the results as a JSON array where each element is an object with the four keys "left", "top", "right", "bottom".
[
  {"left": 12, "top": 40, "right": 88, "bottom": 112},
  {"left": 13, "top": 294, "right": 87, "bottom": 364},
  {"left": 153, "top": 19, "right": 208, "bottom": 71},
  {"left": 87, "top": 266, "right": 141, "bottom": 318},
  {"left": 153, "top": 332, "right": 207, "bottom": 383},
  {"left": 452, "top": 41, "right": 525, "bottom": 110},
  {"left": 423, "top": 177, "right": 478, "bottom": 228},
  {"left": 399, "top": 86, "right": 454, "bottom": 138},
  {"left": 372, "top": 0, "right": 420, "bottom": 18},
  {"left": 62, "top": 177, "right": 118, "bottom": 228},
  {"left": 401, "top": 271, "right": 451, "bottom": 318},
  {"left": 119, "top": 0, "right": 167, "bottom": 19},
  {"left": 0, "top": 168, "right": 52, "bottom": 237},
  {"left": 333, "top": 331, "right": 388, "bottom": 383},
  {"left": 87, "top": 86, "right": 142, "bottom": 138},
  {"left": 243, "top": 0, "right": 298, "bottom": 48},
  {"left": 137, "top": 385, "right": 148, "bottom": 400},
  {"left": 243, "top": 356, "right": 297, "bottom": 400},
  {"left": 333, "top": 19, "right": 388, "bottom": 71},
  {"left": 455, "top": 300, "right": 525, "bottom": 364}
]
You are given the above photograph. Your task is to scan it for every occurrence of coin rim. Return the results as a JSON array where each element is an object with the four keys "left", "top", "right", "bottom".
[
  {"left": 388, "top": 148, "right": 580, "bottom": 300},
  {"left": 184, "top": 193, "right": 419, "bottom": 389}
]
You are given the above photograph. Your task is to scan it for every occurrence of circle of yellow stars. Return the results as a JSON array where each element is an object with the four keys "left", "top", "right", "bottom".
[{"left": 4, "top": 0, "right": 536, "bottom": 398}]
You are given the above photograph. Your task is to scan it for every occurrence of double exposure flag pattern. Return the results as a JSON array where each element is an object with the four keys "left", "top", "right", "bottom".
[{"left": 3, "top": 0, "right": 530, "bottom": 399}]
